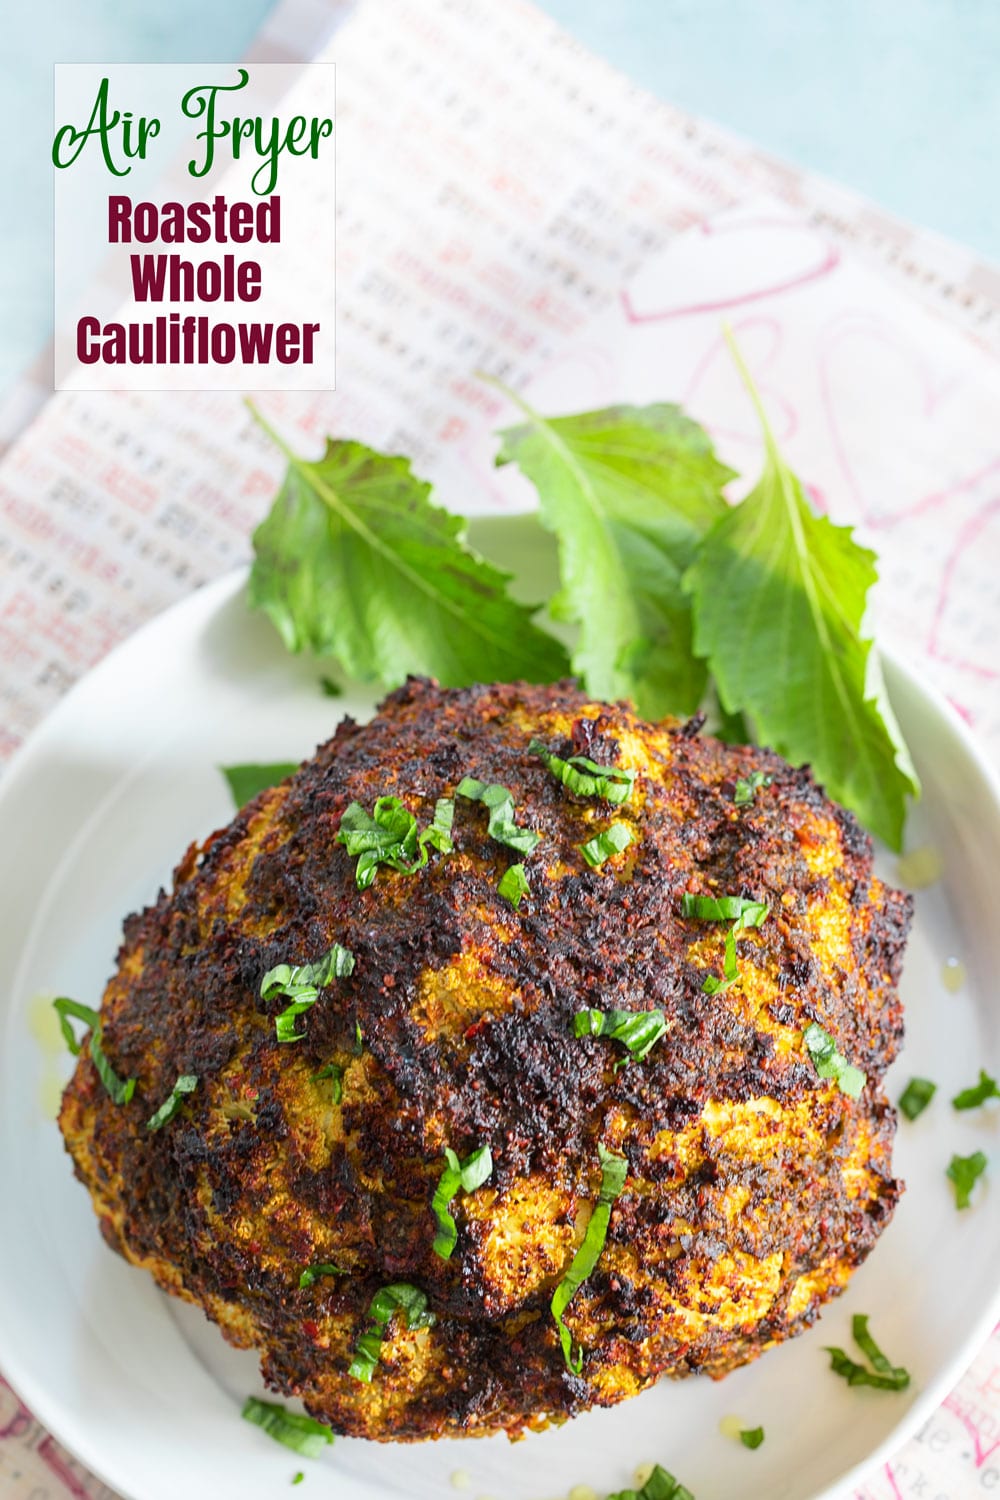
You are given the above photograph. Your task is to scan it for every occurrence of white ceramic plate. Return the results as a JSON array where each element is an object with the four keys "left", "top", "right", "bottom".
[{"left": 2, "top": 541, "right": 1000, "bottom": 1500}]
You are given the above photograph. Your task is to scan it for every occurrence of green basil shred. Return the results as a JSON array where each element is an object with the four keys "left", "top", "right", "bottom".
[
  {"left": 802, "top": 1022, "right": 866, "bottom": 1099},
  {"left": 528, "top": 739, "right": 635, "bottom": 805},
  {"left": 607, "top": 1461, "right": 695, "bottom": 1499},
  {"left": 579, "top": 821, "right": 634, "bottom": 867},
  {"left": 740, "top": 1427, "right": 765, "bottom": 1449},
  {"left": 431, "top": 1145, "right": 494, "bottom": 1259},
  {"left": 337, "top": 795, "right": 454, "bottom": 889},
  {"left": 348, "top": 1283, "right": 435, "bottom": 1382},
  {"left": 898, "top": 1076, "right": 936, "bottom": 1121},
  {"left": 456, "top": 777, "right": 540, "bottom": 855},
  {"left": 310, "top": 1062, "right": 343, "bottom": 1103},
  {"left": 825, "top": 1313, "right": 910, "bottom": 1391},
  {"left": 680, "top": 893, "right": 769, "bottom": 995},
  {"left": 146, "top": 1074, "right": 198, "bottom": 1132},
  {"left": 298, "top": 1263, "right": 347, "bottom": 1289},
  {"left": 733, "top": 771, "right": 772, "bottom": 807},
  {"left": 260, "top": 944, "right": 355, "bottom": 1043},
  {"left": 948, "top": 1149, "right": 987, "bottom": 1208},
  {"left": 551, "top": 1144, "right": 627, "bottom": 1374},
  {"left": 240, "top": 1396, "right": 334, "bottom": 1457},
  {"left": 573, "top": 1008, "right": 667, "bottom": 1066},
  {"left": 952, "top": 1070, "right": 1000, "bottom": 1110},
  {"left": 497, "top": 863, "right": 530, "bottom": 908},
  {"left": 52, "top": 997, "right": 136, "bottom": 1105}
]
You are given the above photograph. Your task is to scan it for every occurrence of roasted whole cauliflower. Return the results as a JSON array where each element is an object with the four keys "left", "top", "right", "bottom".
[{"left": 59, "top": 678, "right": 910, "bottom": 1440}]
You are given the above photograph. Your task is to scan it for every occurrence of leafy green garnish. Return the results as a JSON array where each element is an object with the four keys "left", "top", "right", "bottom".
[
  {"left": 246, "top": 409, "right": 568, "bottom": 689},
  {"left": 52, "top": 996, "right": 99, "bottom": 1057},
  {"left": 740, "top": 1427, "right": 765, "bottom": 1450},
  {"left": 551, "top": 1143, "right": 627, "bottom": 1373},
  {"left": 493, "top": 388, "right": 734, "bottom": 717},
  {"left": 825, "top": 1314, "right": 910, "bottom": 1391},
  {"left": 337, "top": 795, "right": 454, "bottom": 889},
  {"left": 298, "top": 1263, "right": 347, "bottom": 1289},
  {"left": 146, "top": 1074, "right": 198, "bottom": 1131},
  {"left": 898, "top": 1077, "right": 936, "bottom": 1121},
  {"left": 952, "top": 1070, "right": 1000, "bottom": 1110},
  {"left": 52, "top": 997, "right": 136, "bottom": 1106},
  {"left": 733, "top": 771, "right": 772, "bottom": 807},
  {"left": 456, "top": 777, "right": 540, "bottom": 855},
  {"left": 948, "top": 1150, "right": 987, "bottom": 1208},
  {"left": 431, "top": 1145, "right": 494, "bottom": 1259},
  {"left": 319, "top": 676, "right": 342, "bottom": 698},
  {"left": 579, "top": 821, "right": 633, "bottom": 867},
  {"left": 607, "top": 1466, "right": 694, "bottom": 1500},
  {"left": 260, "top": 944, "right": 355, "bottom": 1043},
  {"left": 683, "top": 331, "right": 919, "bottom": 851},
  {"left": 220, "top": 762, "right": 298, "bottom": 809},
  {"left": 497, "top": 863, "right": 530, "bottom": 908},
  {"left": 348, "top": 1283, "right": 436, "bottom": 1382},
  {"left": 292, "top": 1474, "right": 304, "bottom": 1486},
  {"left": 680, "top": 894, "right": 767, "bottom": 924},
  {"left": 680, "top": 893, "right": 769, "bottom": 996},
  {"left": 803, "top": 1023, "right": 866, "bottom": 1099},
  {"left": 240, "top": 1397, "right": 334, "bottom": 1457},
  {"left": 310, "top": 1062, "right": 343, "bottom": 1102},
  {"left": 573, "top": 1008, "right": 667, "bottom": 1066},
  {"left": 528, "top": 739, "right": 635, "bottom": 805}
]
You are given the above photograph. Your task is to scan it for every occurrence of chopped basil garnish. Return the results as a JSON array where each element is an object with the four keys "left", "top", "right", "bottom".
[
  {"left": 497, "top": 863, "right": 530, "bottom": 908},
  {"left": 528, "top": 739, "right": 635, "bottom": 805},
  {"left": 551, "top": 1144, "right": 627, "bottom": 1374},
  {"left": 146, "top": 1074, "right": 198, "bottom": 1132},
  {"left": 579, "top": 821, "right": 634, "bottom": 868},
  {"left": 425, "top": 796, "right": 455, "bottom": 851},
  {"left": 292, "top": 1474, "right": 304, "bottom": 1486},
  {"left": 952, "top": 1070, "right": 1000, "bottom": 1110},
  {"left": 220, "top": 762, "right": 298, "bottom": 810},
  {"left": 681, "top": 893, "right": 769, "bottom": 995},
  {"left": 353, "top": 1020, "right": 364, "bottom": 1055},
  {"left": 320, "top": 675, "right": 343, "bottom": 697},
  {"left": 298, "top": 1262, "right": 347, "bottom": 1289},
  {"left": 573, "top": 1008, "right": 667, "bottom": 1066},
  {"left": 803, "top": 1023, "right": 866, "bottom": 1099},
  {"left": 431, "top": 1145, "right": 494, "bottom": 1259},
  {"left": 240, "top": 1396, "right": 334, "bottom": 1457},
  {"left": 733, "top": 771, "right": 772, "bottom": 807},
  {"left": 261, "top": 944, "right": 355, "bottom": 1044},
  {"left": 337, "top": 795, "right": 454, "bottom": 889},
  {"left": 456, "top": 777, "right": 540, "bottom": 855},
  {"left": 825, "top": 1314, "right": 910, "bottom": 1391},
  {"left": 948, "top": 1149, "right": 987, "bottom": 1208},
  {"left": 348, "top": 1283, "right": 436, "bottom": 1382},
  {"left": 680, "top": 894, "right": 768, "bottom": 924},
  {"left": 52, "top": 997, "right": 136, "bottom": 1106},
  {"left": 53, "top": 996, "right": 98, "bottom": 1056},
  {"left": 898, "top": 1076, "right": 936, "bottom": 1121},
  {"left": 607, "top": 1461, "right": 694, "bottom": 1499},
  {"left": 740, "top": 1427, "right": 765, "bottom": 1450},
  {"left": 311, "top": 1062, "right": 343, "bottom": 1103}
]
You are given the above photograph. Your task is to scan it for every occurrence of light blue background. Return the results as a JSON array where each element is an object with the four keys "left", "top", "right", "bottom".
[{"left": 3, "top": 0, "right": 999, "bottom": 395}]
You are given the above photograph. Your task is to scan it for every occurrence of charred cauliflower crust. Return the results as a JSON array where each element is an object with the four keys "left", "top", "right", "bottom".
[{"left": 59, "top": 678, "right": 910, "bottom": 1441}]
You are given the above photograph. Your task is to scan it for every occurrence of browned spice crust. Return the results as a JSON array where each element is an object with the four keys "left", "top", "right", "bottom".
[{"left": 58, "top": 678, "right": 910, "bottom": 1440}]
